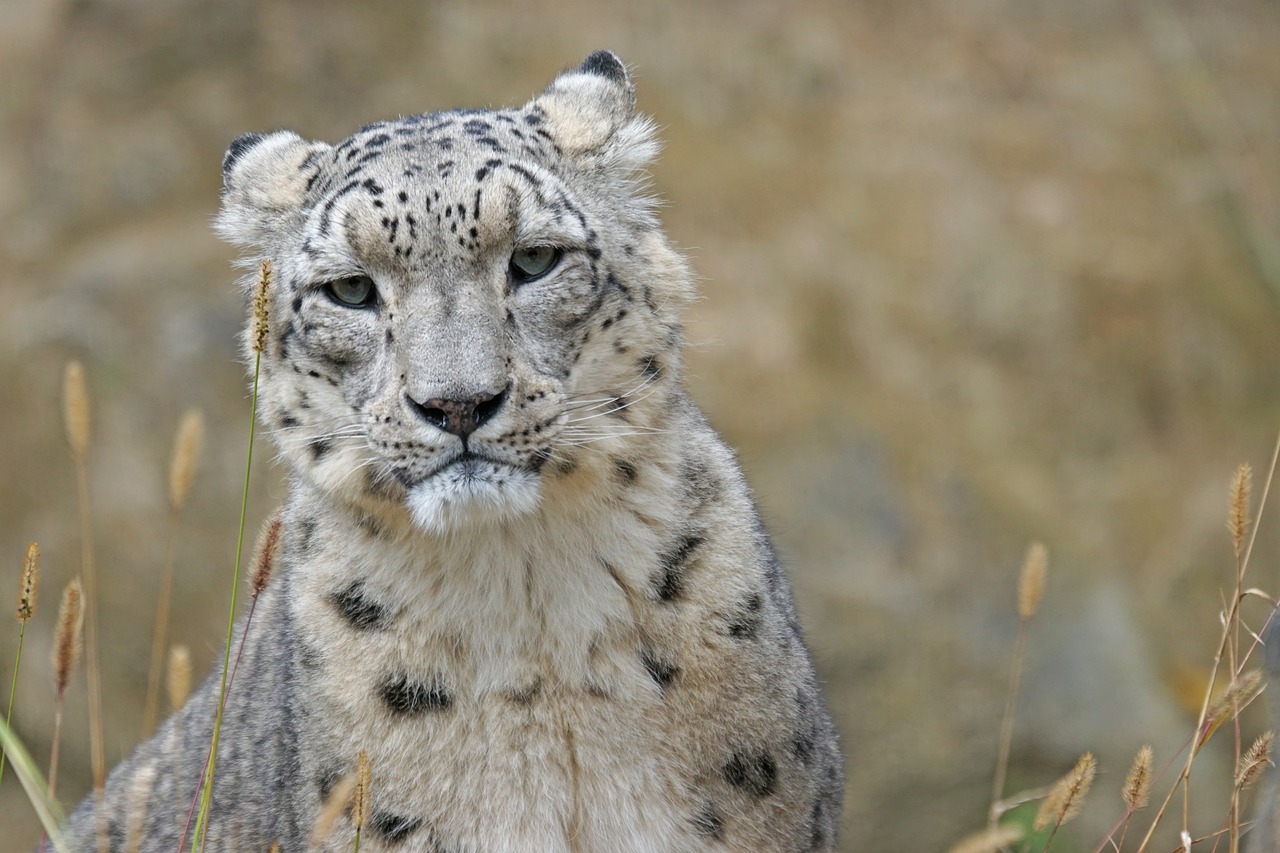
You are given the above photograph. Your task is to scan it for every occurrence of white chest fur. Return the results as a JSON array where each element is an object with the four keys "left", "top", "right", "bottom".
[{"left": 290, "top": 479, "right": 709, "bottom": 852}]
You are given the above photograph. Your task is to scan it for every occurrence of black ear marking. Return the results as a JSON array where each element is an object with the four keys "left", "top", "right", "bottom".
[
  {"left": 222, "top": 132, "right": 267, "bottom": 180},
  {"left": 579, "top": 50, "right": 629, "bottom": 85}
]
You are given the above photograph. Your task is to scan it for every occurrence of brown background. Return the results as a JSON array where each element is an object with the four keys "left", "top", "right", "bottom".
[{"left": 2, "top": 1, "right": 1280, "bottom": 850}]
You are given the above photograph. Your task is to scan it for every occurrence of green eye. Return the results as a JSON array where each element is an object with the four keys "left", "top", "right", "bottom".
[
  {"left": 509, "top": 246, "right": 561, "bottom": 284},
  {"left": 326, "top": 275, "right": 377, "bottom": 308}
]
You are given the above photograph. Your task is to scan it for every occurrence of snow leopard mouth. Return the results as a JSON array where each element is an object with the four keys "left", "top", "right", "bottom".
[{"left": 392, "top": 449, "right": 536, "bottom": 490}]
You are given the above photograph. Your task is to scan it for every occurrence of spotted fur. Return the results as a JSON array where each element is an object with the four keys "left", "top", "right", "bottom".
[{"left": 64, "top": 51, "right": 842, "bottom": 852}]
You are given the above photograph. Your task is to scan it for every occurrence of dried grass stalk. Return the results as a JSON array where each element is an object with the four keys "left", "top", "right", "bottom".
[
  {"left": 17, "top": 541, "right": 39, "bottom": 622},
  {"left": 1034, "top": 752, "right": 1096, "bottom": 832},
  {"left": 53, "top": 579, "right": 84, "bottom": 699},
  {"left": 947, "top": 824, "right": 1023, "bottom": 853},
  {"left": 1122, "top": 744, "right": 1154, "bottom": 810},
  {"left": 169, "top": 409, "right": 205, "bottom": 512},
  {"left": 1017, "top": 542, "right": 1047, "bottom": 621},
  {"left": 167, "top": 645, "right": 192, "bottom": 711},
  {"left": 123, "top": 764, "right": 156, "bottom": 853},
  {"left": 62, "top": 361, "right": 92, "bottom": 460}
]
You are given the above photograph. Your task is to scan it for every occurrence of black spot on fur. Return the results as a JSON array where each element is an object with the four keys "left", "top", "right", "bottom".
[
  {"left": 691, "top": 801, "right": 725, "bottom": 840},
  {"left": 380, "top": 673, "right": 452, "bottom": 715},
  {"left": 579, "top": 50, "right": 628, "bottom": 85},
  {"left": 362, "top": 178, "right": 384, "bottom": 195},
  {"left": 330, "top": 581, "right": 388, "bottom": 630},
  {"left": 724, "top": 750, "right": 778, "bottom": 798},
  {"left": 654, "top": 533, "right": 703, "bottom": 601},
  {"left": 299, "top": 641, "right": 323, "bottom": 671},
  {"left": 793, "top": 710, "right": 819, "bottom": 765},
  {"left": 370, "top": 812, "right": 424, "bottom": 845},
  {"left": 613, "top": 458, "right": 638, "bottom": 484},
  {"left": 640, "top": 648, "right": 678, "bottom": 690},
  {"left": 309, "top": 437, "right": 332, "bottom": 460},
  {"left": 279, "top": 413, "right": 300, "bottom": 429},
  {"left": 807, "top": 797, "right": 829, "bottom": 851},
  {"left": 727, "top": 593, "right": 764, "bottom": 639},
  {"left": 638, "top": 355, "right": 664, "bottom": 381},
  {"left": 296, "top": 517, "right": 317, "bottom": 553}
]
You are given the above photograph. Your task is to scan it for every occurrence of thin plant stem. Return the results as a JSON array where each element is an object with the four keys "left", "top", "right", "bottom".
[
  {"left": 190, "top": 353, "right": 261, "bottom": 853},
  {"left": 0, "top": 620, "right": 28, "bottom": 785},
  {"left": 142, "top": 511, "right": 181, "bottom": 736},
  {"left": 990, "top": 621, "right": 1029, "bottom": 826},
  {"left": 1132, "top": 429, "right": 1280, "bottom": 851},
  {"left": 73, "top": 455, "right": 108, "bottom": 853}
]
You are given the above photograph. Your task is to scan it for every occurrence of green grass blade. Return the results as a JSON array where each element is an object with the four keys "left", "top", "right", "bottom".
[
  {"left": 191, "top": 353, "right": 261, "bottom": 852},
  {"left": 1, "top": 622, "right": 27, "bottom": 785},
  {"left": 0, "top": 715, "right": 70, "bottom": 853}
]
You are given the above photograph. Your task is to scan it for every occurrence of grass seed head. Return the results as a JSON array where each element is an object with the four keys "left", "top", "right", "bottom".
[
  {"left": 166, "top": 645, "right": 192, "bottom": 711},
  {"left": 168, "top": 409, "right": 205, "bottom": 512},
  {"left": 1017, "top": 542, "right": 1048, "bottom": 621},
  {"left": 1201, "top": 669, "right": 1265, "bottom": 751},
  {"left": 53, "top": 578, "right": 84, "bottom": 699},
  {"left": 17, "top": 541, "right": 39, "bottom": 622},
  {"left": 1122, "top": 744, "right": 1153, "bottom": 810},
  {"left": 251, "top": 259, "right": 272, "bottom": 354},
  {"left": 1237, "top": 730, "right": 1274, "bottom": 790},
  {"left": 1034, "top": 752, "right": 1096, "bottom": 832},
  {"left": 62, "top": 361, "right": 92, "bottom": 460},
  {"left": 250, "top": 510, "right": 283, "bottom": 597},
  {"left": 1230, "top": 462, "right": 1253, "bottom": 560},
  {"left": 353, "top": 751, "right": 372, "bottom": 830}
]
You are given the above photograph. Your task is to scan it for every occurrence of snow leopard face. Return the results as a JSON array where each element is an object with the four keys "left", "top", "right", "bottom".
[{"left": 218, "top": 52, "right": 691, "bottom": 532}]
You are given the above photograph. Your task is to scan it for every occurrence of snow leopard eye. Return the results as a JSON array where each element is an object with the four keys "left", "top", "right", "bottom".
[
  {"left": 509, "top": 246, "right": 561, "bottom": 284},
  {"left": 325, "top": 275, "right": 377, "bottom": 308}
]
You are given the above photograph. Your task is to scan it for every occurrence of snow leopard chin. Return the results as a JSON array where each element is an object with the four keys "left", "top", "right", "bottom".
[{"left": 405, "top": 458, "right": 542, "bottom": 533}]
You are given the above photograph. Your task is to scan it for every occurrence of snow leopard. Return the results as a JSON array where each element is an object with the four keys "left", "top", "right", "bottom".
[{"left": 62, "top": 50, "right": 843, "bottom": 852}]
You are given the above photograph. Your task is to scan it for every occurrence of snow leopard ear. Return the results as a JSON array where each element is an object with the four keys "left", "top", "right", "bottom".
[
  {"left": 217, "top": 130, "right": 333, "bottom": 248},
  {"left": 529, "top": 51, "right": 658, "bottom": 169}
]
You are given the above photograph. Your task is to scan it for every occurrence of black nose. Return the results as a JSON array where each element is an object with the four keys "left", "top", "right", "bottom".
[{"left": 407, "top": 387, "right": 507, "bottom": 438}]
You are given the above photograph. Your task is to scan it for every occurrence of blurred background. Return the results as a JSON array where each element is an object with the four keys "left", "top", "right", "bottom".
[{"left": 2, "top": 0, "right": 1279, "bottom": 849}]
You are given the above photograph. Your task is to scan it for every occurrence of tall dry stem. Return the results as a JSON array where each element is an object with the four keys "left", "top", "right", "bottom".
[
  {"left": 989, "top": 542, "right": 1048, "bottom": 825},
  {"left": 62, "top": 360, "right": 108, "bottom": 853},
  {"left": 143, "top": 409, "right": 205, "bottom": 736}
]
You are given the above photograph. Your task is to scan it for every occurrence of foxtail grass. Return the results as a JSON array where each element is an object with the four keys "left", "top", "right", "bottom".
[
  {"left": 47, "top": 578, "right": 83, "bottom": 804},
  {"left": 988, "top": 542, "right": 1048, "bottom": 826},
  {"left": 189, "top": 260, "right": 272, "bottom": 853},
  {"left": 2, "top": 541, "right": 40, "bottom": 787},
  {"left": 62, "top": 360, "right": 108, "bottom": 853},
  {"left": 167, "top": 645, "right": 192, "bottom": 711},
  {"left": 1034, "top": 752, "right": 1096, "bottom": 850},
  {"left": 353, "top": 751, "right": 371, "bottom": 852},
  {"left": 143, "top": 409, "right": 204, "bottom": 736}
]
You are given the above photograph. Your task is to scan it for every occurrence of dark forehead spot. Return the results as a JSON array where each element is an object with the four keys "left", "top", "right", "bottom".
[
  {"left": 380, "top": 673, "right": 453, "bottom": 715},
  {"left": 724, "top": 750, "right": 778, "bottom": 798}
]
